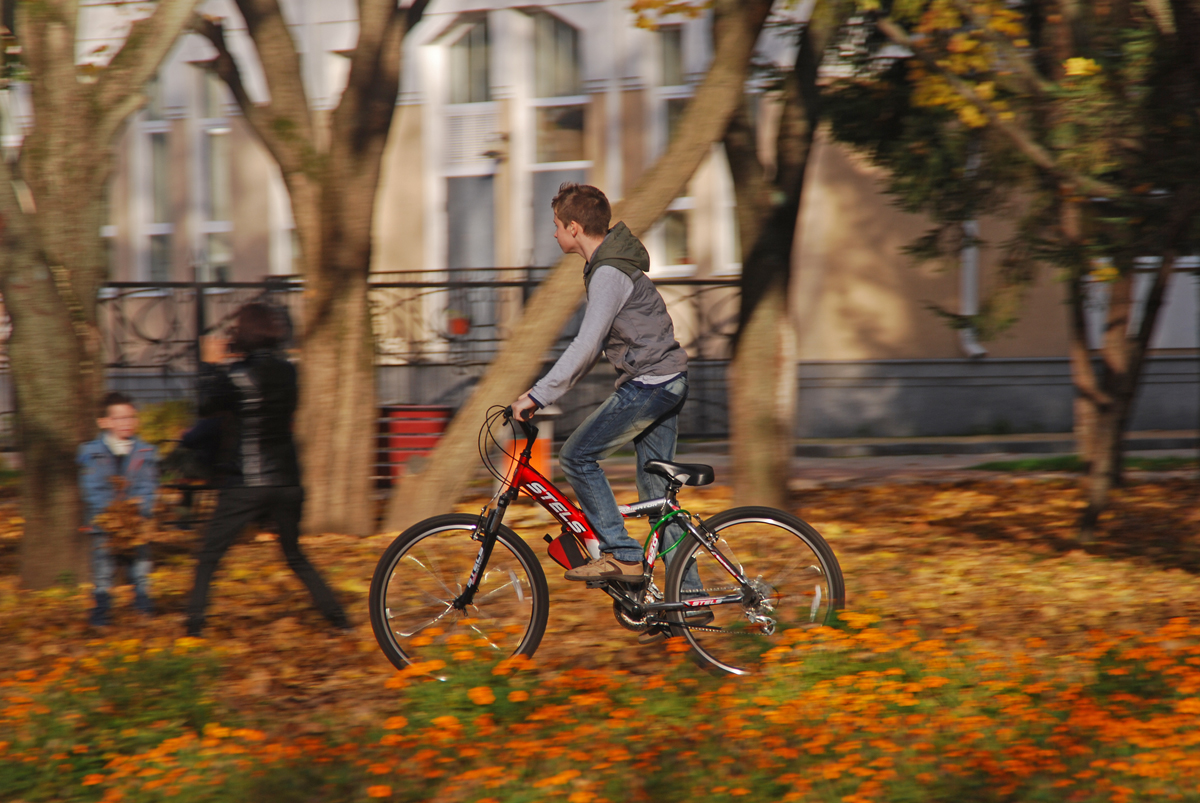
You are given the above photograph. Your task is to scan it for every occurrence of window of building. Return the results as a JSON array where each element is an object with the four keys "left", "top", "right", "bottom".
[
  {"left": 530, "top": 11, "right": 586, "bottom": 164},
  {"left": 198, "top": 68, "right": 233, "bottom": 282},
  {"left": 534, "top": 12, "right": 580, "bottom": 97},
  {"left": 657, "top": 25, "right": 692, "bottom": 154},
  {"left": 142, "top": 99, "right": 173, "bottom": 281},
  {"left": 663, "top": 209, "right": 690, "bottom": 267},
  {"left": 449, "top": 20, "right": 490, "bottom": 104},
  {"left": 145, "top": 76, "right": 164, "bottom": 121},
  {"left": 536, "top": 105, "right": 585, "bottom": 163},
  {"left": 206, "top": 232, "right": 231, "bottom": 283},
  {"left": 661, "top": 25, "right": 684, "bottom": 87},
  {"left": 204, "top": 127, "right": 230, "bottom": 221},
  {"left": 203, "top": 70, "right": 226, "bottom": 119},
  {"left": 149, "top": 233, "right": 171, "bottom": 282},
  {"left": 150, "top": 131, "right": 170, "bottom": 224}
]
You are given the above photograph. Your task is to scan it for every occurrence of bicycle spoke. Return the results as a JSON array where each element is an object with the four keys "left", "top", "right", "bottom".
[
  {"left": 370, "top": 515, "right": 549, "bottom": 675},
  {"left": 392, "top": 603, "right": 456, "bottom": 638},
  {"left": 665, "top": 508, "right": 844, "bottom": 675}
]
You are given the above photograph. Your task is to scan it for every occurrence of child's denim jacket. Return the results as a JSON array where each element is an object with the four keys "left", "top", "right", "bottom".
[{"left": 77, "top": 436, "right": 159, "bottom": 530}]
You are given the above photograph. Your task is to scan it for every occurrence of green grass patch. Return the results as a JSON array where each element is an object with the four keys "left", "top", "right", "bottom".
[
  {"left": 971, "top": 454, "right": 1197, "bottom": 472},
  {"left": 0, "top": 638, "right": 223, "bottom": 802},
  {"left": 7, "top": 620, "right": 1200, "bottom": 802}
]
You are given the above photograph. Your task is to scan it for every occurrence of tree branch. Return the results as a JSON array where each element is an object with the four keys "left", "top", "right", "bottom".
[
  {"left": 331, "top": 0, "right": 405, "bottom": 153},
  {"left": 95, "top": 0, "right": 204, "bottom": 133},
  {"left": 407, "top": 0, "right": 432, "bottom": 31},
  {"left": 232, "top": 0, "right": 315, "bottom": 167},
  {"left": 948, "top": 0, "right": 1054, "bottom": 96},
  {"left": 877, "top": 17, "right": 1123, "bottom": 199},
  {"left": 189, "top": 12, "right": 304, "bottom": 173}
]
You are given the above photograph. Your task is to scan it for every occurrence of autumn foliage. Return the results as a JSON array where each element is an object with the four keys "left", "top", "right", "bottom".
[{"left": 4, "top": 474, "right": 1200, "bottom": 801}]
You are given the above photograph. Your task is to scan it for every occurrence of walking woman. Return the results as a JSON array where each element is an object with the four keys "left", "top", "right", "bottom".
[{"left": 185, "top": 302, "right": 349, "bottom": 636}]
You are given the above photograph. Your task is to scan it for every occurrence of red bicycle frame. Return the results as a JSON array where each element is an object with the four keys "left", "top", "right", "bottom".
[{"left": 504, "top": 444, "right": 603, "bottom": 564}]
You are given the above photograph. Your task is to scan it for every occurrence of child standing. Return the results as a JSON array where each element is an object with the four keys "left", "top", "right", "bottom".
[{"left": 78, "top": 392, "right": 159, "bottom": 627}]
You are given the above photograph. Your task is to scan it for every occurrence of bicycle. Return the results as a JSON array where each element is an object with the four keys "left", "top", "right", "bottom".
[{"left": 369, "top": 406, "right": 845, "bottom": 676}]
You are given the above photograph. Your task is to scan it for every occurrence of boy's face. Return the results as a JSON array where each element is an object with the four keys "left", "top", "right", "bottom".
[
  {"left": 99, "top": 404, "right": 139, "bottom": 440},
  {"left": 553, "top": 214, "right": 581, "bottom": 255}
]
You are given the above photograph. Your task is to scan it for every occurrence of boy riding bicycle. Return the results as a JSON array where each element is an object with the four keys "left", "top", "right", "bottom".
[{"left": 511, "top": 183, "right": 687, "bottom": 584}]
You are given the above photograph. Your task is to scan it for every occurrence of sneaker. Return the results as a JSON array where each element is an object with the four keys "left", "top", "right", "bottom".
[
  {"left": 683, "top": 606, "right": 714, "bottom": 627},
  {"left": 563, "top": 554, "right": 644, "bottom": 584}
]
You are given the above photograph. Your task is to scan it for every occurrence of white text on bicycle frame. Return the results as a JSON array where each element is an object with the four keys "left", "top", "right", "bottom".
[{"left": 526, "top": 482, "right": 588, "bottom": 535}]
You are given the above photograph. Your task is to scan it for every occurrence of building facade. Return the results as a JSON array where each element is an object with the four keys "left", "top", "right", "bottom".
[{"left": 16, "top": 0, "right": 1200, "bottom": 439}]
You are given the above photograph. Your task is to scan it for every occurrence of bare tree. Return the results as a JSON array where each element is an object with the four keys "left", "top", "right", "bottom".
[
  {"left": 0, "top": 0, "right": 203, "bottom": 589},
  {"left": 386, "top": 0, "right": 774, "bottom": 533},
  {"left": 194, "top": 0, "right": 430, "bottom": 535},
  {"left": 725, "top": 2, "right": 848, "bottom": 508}
]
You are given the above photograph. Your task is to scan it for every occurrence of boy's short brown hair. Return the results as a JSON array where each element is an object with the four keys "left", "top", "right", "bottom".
[
  {"left": 99, "top": 391, "right": 135, "bottom": 417},
  {"left": 551, "top": 183, "right": 611, "bottom": 238}
]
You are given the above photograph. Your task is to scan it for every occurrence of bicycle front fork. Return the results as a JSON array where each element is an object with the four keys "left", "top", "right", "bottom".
[{"left": 453, "top": 497, "right": 511, "bottom": 610}]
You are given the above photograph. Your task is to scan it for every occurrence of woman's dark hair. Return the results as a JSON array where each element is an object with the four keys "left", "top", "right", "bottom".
[{"left": 229, "top": 302, "right": 284, "bottom": 353}]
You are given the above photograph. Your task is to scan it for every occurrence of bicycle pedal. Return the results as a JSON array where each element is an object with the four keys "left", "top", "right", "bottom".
[{"left": 585, "top": 577, "right": 646, "bottom": 589}]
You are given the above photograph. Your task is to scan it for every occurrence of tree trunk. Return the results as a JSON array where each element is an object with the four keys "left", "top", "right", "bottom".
[
  {"left": 1071, "top": 206, "right": 1199, "bottom": 541},
  {"left": 0, "top": 174, "right": 94, "bottom": 587},
  {"left": 384, "top": 0, "right": 774, "bottom": 533},
  {"left": 728, "top": 276, "right": 796, "bottom": 508},
  {"left": 725, "top": 5, "right": 845, "bottom": 507},
  {"left": 197, "top": 0, "right": 414, "bottom": 535},
  {"left": 296, "top": 189, "right": 377, "bottom": 535},
  {"left": 2, "top": 1, "right": 201, "bottom": 587}
]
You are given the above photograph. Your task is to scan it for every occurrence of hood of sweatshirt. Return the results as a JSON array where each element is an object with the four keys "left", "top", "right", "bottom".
[{"left": 582, "top": 221, "right": 650, "bottom": 288}]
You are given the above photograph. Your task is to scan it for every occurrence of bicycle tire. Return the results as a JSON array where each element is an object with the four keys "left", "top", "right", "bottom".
[
  {"left": 369, "top": 514, "right": 550, "bottom": 675},
  {"left": 663, "top": 506, "right": 845, "bottom": 675}
]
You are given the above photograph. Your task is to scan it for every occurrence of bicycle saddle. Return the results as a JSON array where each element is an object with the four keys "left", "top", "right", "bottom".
[{"left": 643, "top": 460, "right": 714, "bottom": 487}]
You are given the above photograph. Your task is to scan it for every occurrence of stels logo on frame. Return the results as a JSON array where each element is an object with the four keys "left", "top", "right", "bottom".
[{"left": 527, "top": 481, "right": 599, "bottom": 569}]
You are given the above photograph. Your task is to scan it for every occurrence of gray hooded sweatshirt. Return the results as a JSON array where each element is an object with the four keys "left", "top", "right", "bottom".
[{"left": 529, "top": 222, "right": 687, "bottom": 407}]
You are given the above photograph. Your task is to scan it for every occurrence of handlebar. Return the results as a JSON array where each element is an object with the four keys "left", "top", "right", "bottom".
[{"left": 502, "top": 406, "right": 539, "bottom": 446}]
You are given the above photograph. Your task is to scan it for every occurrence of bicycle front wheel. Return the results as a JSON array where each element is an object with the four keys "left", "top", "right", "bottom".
[
  {"left": 663, "top": 506, "right": 844, "bottom": 675},
  {"left": 369, "top": 514, "right": 549, "bottom": 675}
]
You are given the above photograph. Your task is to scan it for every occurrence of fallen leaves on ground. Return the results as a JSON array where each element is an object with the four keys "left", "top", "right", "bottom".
[{"left": 2, "top": 474, "right": 1200, "bottom": 802}]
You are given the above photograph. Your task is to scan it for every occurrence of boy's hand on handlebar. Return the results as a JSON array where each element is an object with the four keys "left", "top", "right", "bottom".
[{"left": 510, "top": 393, "right": 540, "bottom": 422}]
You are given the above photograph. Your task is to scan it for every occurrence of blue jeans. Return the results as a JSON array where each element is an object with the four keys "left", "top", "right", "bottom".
[
  {"left": 91, "top": 534, "right": 152, "bottom": 624},
  {"left": 559, "top": 375, "right": 688, "bottom": 563}
]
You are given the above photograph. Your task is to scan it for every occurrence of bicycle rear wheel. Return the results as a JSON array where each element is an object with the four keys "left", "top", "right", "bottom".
[
  {"left": 369, "top": 514, "right": 549, "bottom": 676},
  {"left": 663, "top": 506, "right": 844, "bottom": 675}
]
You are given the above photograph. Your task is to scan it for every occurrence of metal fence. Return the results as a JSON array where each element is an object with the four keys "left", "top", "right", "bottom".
[{"left": 0, "top": 270, "right": 741, "bottom": 440}]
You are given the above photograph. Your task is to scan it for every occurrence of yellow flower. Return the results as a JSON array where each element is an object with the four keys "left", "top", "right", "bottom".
[
  {"left": 1064, "top": 57, "right": 1101, "bottom": 77},
  {"left": 367, "top": 785, "right": 392, "bottom": 798},
  {"left": 82, "top": 774, "right": 105, "bottom": 786},
  {"left": 1175, "top": 698, "right": 1200, "bottom": 714},
  {"left": 508, "top": 690, "right": 530, "bottom": 702},
  {"left": 383, "top": 716, "right": 408, "bottom": 729},
  {"left": 839, "top": 612, "right": 881, "bottom": 630},
  {"left": 1089, "top": 262, "right": 1119, "bottom": 283},
  {"left": 468, "top": 686, "right": 496, "bottom": 705}
]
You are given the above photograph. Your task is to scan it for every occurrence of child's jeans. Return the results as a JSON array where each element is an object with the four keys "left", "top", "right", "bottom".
[{"left": 90, "top": 532, "right": 152, "bottom": 625}]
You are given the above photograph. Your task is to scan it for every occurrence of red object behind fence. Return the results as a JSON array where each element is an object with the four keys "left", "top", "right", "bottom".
[{"left": 375, "top": 405, "right": 452, "bottom": 487}]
